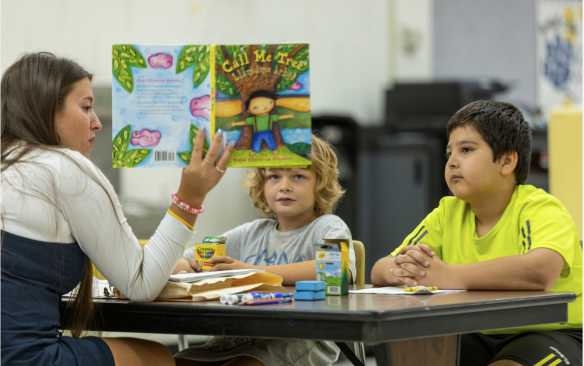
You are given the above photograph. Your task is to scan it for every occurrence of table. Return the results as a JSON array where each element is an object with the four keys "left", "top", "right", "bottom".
[{"left": 60, "top": 285, "right": 575, "bottom": 366}]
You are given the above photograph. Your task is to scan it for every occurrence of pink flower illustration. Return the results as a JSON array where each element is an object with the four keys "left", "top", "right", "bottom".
[
  {"left": 131, "top": 129, "right": 161, "bottom": 147},
  {"left": 148, "top": 53, "right": 173, "bottom": 69},
  {"left": 288, "top": 81, "right": 303, "bottom": 91},
  {"left": 190, "top": 95, "right": 211, "bottom": 121}
]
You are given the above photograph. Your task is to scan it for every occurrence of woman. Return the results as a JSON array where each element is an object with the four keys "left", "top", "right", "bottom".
[{"left": 1, "top": 52, "right": 234, "bottom": 366}]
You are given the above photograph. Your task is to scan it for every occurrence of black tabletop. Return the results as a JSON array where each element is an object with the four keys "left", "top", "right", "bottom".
[{"left": 61, "top": 285, "right": 575, "bottom": 344}]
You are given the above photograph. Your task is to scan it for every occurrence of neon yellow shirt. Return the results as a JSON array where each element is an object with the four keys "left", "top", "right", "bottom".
[{"left": 391, "top": 185, "right": 582, "bottom": 334}]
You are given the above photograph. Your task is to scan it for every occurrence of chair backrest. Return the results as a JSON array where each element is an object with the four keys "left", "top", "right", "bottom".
[{"left": 353, "top": 240, "right": 365, "bottom": 285}]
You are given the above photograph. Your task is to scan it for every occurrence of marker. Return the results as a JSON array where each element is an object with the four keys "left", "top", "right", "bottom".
[
  {"left": 404, "top": 286, "right": 438, "bottom": 292},
  {"left": 241, "top": 292, "right": 293, "bottom": 303},
  {"left": 221, "top": 292, "right": 293, "bottom": 305},
  {"left": 241, "top": 298, "right": 294, "bottom": 306},
  {"left": 220, "top": 293, "right": 244, "bottom": 304}
]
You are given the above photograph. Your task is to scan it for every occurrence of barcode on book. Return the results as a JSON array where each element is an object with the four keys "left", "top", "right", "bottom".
[
  {"left": 328, "top": 286, "right": 340, "bottom": 294},
  {"left": 154, "top": 150, "right": 175, "bottom": 162}
]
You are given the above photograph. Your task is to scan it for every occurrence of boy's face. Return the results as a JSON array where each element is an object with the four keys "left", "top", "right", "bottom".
[
  {"left": 248, "top": 97, "right": 274, "bottom": 116},
  {"left": 264, "top": 168, "right": 317, "bottom": 220},
  {"left": 445, "top": 126, "right": 512, "bottom": 204}
]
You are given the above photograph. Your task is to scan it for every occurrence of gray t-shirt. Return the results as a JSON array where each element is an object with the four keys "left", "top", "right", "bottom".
[{"left": 184, "top": 214, "right": 357, "bottom": 282}]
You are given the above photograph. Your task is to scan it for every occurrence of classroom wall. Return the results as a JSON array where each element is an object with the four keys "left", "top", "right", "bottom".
[
  {"left": 433, "top": 0, "right": 537, "bottom": 109},
  {"left": 1, "top": 0, "right": 434, "bottom": 244}
]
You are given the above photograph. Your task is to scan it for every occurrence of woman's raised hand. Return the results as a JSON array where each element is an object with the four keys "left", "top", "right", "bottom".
[{"left": 176, "top": 129, "right": 234, "bottom": 207}]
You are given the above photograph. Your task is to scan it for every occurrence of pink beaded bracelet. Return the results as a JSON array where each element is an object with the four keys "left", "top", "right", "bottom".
[{"left": 171, "top": 192, "right": 205, "bottom": 215}]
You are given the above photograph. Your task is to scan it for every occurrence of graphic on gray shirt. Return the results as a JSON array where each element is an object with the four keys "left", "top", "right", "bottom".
[{"left": 184, "top": 214, "right": 357, "bottom": 282}]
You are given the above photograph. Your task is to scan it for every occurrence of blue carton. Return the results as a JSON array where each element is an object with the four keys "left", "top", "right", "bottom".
[
  {"left": 295, "top": 281, "right": 326, "bottom": 292},
  {"left": 294, "top": 290, "right": 325, "bottom": 301}
]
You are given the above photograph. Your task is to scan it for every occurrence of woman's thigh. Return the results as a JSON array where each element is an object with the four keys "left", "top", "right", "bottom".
[{"left": 101, "top": 337, "right": 175, "bottom": 366}]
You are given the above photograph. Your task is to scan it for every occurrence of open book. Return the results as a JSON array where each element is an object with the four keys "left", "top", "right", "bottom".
[
  {"left": 112, "top": 43, "right": 311, "bottom": 168},
  {"left": 168, "top": 269, "right": 265, "bottom": 283}
]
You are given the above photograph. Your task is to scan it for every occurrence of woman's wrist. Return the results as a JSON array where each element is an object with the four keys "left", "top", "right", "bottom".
[{"left": 175, "top": 189, "right": 206, "bottom": 209}]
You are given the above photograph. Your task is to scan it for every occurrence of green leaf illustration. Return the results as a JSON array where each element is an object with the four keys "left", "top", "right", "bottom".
[
  {"left": 276, "top": 44, "right": 309, "bottom": 92},
  {"left": 112, "top": 125, "right": 132, "bottom": 164},
  {"left": 124, "top": 149, "right": 151, "bottom": 167},
  {"left": 112, "top": 44, "right": 147, "bottom": 94},
  {"left": 176, "top": 45, "right": 210, "bottom": 89},
  {"left": 177, "top": 151, "right": 191, "bottom": 165}
]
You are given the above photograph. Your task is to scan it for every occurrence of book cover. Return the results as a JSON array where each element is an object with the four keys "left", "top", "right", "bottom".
[
  {"left": 211, "top": 44, "right": 312, "bottom": 167},
  {"left": 112, "top": 43, "right": 311, "bottom": 168},
  {"left": 112, "top": 44, "right": 211, "bottom": 168}
]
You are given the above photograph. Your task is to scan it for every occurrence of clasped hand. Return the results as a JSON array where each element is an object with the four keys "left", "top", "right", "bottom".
[{"left": 390, "top": 244, "right": 450, "bottom": 287}]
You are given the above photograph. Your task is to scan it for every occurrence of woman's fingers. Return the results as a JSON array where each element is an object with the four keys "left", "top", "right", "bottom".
[
  {"left": 190, "top": 128, "right": 207, "bottom": 164},
  {"left": 216, "top": 140, "right": 235, "bottom": 173},
  {"left": 202, "top": 130, "right": 224, "bottom": 164}
]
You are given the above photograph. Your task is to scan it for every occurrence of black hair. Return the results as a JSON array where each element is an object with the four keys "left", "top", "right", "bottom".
[
  {"left": 446, "top": 100, "right": 532, "bottom": 185},
  {"left": 245, "top": 90, "right": 277, "bottom": 112}
]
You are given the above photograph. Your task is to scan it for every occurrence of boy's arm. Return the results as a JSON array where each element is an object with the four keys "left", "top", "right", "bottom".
[
  {"left": 395, "top": 247, "right": 565, "bottom": 290},
  {"left": 172, "top": 256, "right": 196, "bottom": 274},
  {"left": 209, "top": 256, "right": 318, "bottom": 285},
  {"left": 230, "top": 121, "right": 246, "bottom": 127},
  {"left": 260, "top": 260, "right": 317, "bottom": 285}
]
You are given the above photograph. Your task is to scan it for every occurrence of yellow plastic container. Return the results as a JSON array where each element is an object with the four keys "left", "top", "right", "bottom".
[{"left": 548, "top": 101, "right": 583, "bottom": 237}]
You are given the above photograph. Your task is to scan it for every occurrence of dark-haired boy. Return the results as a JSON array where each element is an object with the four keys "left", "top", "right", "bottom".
[
  {"left": 371, "top": 101, "right": 582, "bottom": 366},
  {"left": 231, "top": 90, "right": 294, "bottom": 156}
]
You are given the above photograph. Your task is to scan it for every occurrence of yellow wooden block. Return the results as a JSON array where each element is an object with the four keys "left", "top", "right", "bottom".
[{"left": 548, "top": 102, "right": 583, "bottom": 237}]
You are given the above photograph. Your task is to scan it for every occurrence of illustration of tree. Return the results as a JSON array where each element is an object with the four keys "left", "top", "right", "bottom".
[
  {"left": 175, "top": 45, "right": 211, "bottom": 88},
  {"left": 214, "top": 44, "right": 309, "bottom": 151},
  {"left": 112, "top": 125, "right": 151, "bottom": 168},
  {"left": 177, "top": 124, "right": 209, "bottom": 165},
  {"left": 112, "top": 45, "right": 147, "bottom": 93}
]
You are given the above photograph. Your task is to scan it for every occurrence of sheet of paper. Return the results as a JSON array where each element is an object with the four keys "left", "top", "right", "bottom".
[
  {"left": 63, "top": 278, "right": 114, "bottom": 298},
  {"left": 349, "top": 286, "right": 465, "bottom": 295},
  {"left": 168, "top": 269, "right": 265, "bottom": 283}
]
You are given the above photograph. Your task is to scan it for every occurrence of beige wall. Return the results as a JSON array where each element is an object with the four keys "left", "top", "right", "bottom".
[{"left": 1, "top": 0, "right": 434, "bottom": 243}]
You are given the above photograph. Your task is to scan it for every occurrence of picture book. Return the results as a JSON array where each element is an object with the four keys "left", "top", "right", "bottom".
[
  {"left": 212, "top": 44, "right": 311, "bottom": 167},
  {"left": 111, "top": 43, "right": 311, "bottom": 168}
]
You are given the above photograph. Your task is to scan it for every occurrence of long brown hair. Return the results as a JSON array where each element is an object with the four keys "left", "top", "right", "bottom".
[{"left": 1, "top": 52, "right": 125, "bottom": 338}]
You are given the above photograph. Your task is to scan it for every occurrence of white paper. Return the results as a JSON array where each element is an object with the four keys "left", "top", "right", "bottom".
[
  {"left": 349, "top": 286, "right": 465, "bottom": 295},
  {"left": 63, "top": 278, "right": 114, "bottom": 298},
  {"left": 168, "top": 269, "right": 265, "bottom": 283}
]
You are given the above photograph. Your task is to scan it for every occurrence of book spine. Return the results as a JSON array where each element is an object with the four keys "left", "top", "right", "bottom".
[{"left": 210, "top": 44, "right": 216, "bottom": 139}]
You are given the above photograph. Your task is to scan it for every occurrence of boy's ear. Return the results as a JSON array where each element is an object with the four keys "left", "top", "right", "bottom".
[{"left": 500, "top": 151, "right": 518, "bottom": 177}]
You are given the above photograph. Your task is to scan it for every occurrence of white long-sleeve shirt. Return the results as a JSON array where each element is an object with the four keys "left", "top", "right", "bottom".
[{"left": 1, "top": 146, "right": 193, "bottom": 302}]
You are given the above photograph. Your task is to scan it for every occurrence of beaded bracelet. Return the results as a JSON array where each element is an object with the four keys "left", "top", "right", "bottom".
[{"left": 171, "top": 192, "right": 205, "bottom": 215}]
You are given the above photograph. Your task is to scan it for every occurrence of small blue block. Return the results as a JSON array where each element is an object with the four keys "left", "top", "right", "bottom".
[
  {"left": 295, "top": 281, "right": 326, "bottom": 291},
  {"left": 294, "top": 290, "right": 325, "bottom": 300}
]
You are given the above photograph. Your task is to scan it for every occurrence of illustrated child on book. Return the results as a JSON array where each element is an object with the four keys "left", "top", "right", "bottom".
[
  {"left": 173, "top": 133, "right": 356, "bottom": 366},
  {"left": 371, "top": 101, "right": 582, "bottom": 366},
  {"left": 230, "top": 90, "right": 294, "bottom": 156}
]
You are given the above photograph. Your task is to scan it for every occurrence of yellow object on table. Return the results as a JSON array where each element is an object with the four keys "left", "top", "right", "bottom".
[{"left": 548, "top": 101, "right": 583, "bottom": 238}]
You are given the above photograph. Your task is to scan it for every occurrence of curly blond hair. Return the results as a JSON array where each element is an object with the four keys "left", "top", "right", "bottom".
[{"left": 242, "top": 134, "right": 345, "bottom": 217}]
